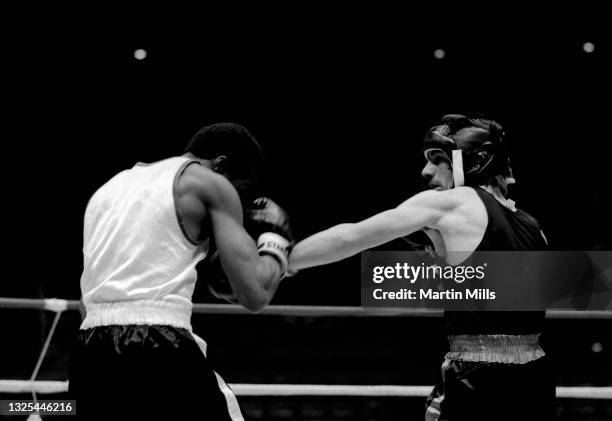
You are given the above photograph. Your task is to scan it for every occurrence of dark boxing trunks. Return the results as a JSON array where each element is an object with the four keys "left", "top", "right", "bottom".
[
  {"left": 425, "top": 333, "right": 554, "bottom": 420},
  {"left": 425, "top": 356, "right": 555, "bottom": 421},
  {"left": 69, "top": 325, "right": 242, "bottom": 421}
]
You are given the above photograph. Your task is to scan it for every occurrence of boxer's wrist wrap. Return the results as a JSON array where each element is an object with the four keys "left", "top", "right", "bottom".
[{"left": 257, "top": 232, "right": 290, "bottom": 278}]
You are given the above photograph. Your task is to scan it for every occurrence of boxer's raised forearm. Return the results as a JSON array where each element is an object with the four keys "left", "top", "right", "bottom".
[{"left": 211, "top": 210, "right": 284, "bottom": 311}]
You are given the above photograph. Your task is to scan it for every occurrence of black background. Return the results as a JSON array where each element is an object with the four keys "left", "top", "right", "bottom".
[
  {"left": 8, "top": 7, "right": 609, "bottom": 304},
  {"left": 2, "top": 6, "right": 610, "bottom": 419}
]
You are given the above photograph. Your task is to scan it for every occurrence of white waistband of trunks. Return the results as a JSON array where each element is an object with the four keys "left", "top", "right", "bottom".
[
  {"left": 80, "top": 300, "right": 192, "bottom": 331},
  {"left": 446, "top": 333, "right": 545, "bottom": 364}
]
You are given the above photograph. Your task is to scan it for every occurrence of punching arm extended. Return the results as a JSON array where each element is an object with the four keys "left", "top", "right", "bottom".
[{"left": 288, "top": 190, "right": 455, "bottom": 271}]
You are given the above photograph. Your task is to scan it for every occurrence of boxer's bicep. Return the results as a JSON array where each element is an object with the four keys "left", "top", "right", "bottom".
[{"left": 201, "top": 174, "right": 281, "bottom": 310}]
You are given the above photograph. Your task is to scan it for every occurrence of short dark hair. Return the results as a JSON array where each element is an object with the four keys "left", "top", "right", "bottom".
[{"left": 184, "top": 123, "right": 265, "bottom": 176}]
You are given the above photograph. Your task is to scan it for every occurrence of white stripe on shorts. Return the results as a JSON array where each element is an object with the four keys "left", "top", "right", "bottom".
[{"left": 192, "top": 333, "right": 245, "bottom": 421}]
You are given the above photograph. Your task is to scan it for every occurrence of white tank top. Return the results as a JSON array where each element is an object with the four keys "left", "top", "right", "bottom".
[{"left": 80, "top": 157, "right": 209, "bottom": 330}]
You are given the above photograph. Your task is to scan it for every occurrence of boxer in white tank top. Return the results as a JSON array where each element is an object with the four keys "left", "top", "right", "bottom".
[{"left": 70, "top": 123, "right": 294, "bottom": 421}]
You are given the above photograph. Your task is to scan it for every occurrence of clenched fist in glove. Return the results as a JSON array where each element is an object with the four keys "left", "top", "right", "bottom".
[{"left": 245, "top": 197, "right": 294, "bottom": 278}]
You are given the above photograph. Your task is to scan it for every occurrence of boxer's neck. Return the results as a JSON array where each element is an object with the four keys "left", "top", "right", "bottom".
[
  {"left": 183, "top": 152, "right": 212, "bottom": 169},
  {"left": 480, "top": 184, "right": 517, "bottom": 212}
]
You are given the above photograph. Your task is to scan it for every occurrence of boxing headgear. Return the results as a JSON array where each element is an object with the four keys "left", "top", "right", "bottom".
[{"left": 422, "top": 114, "right": 515, "bottom": 188}]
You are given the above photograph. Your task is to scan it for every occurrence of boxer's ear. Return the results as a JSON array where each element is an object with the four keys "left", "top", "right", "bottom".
[{"left": 212, "top": 155, "right": 229, "bottom": 174}]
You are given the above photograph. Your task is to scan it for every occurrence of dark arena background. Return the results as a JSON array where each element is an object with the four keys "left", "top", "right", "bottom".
[{"left": 2, "top": 7, "right": 611, "bottom": 421}]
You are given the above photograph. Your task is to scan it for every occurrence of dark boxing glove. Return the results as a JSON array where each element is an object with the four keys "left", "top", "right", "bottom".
[
  {"left": 245, "top": 197, "right": 294, "bottom": 278},
  {"left": 203, "top": 198, "right": 293, "bottom": 302}
]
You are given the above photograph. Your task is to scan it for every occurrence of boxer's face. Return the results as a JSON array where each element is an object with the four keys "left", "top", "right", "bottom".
[
  {"left": 230, "top": 166, "right": 263, "bottom": 205},
  {"left": 212, "top": 155, "right": 263, "bottom": 204},
  {"left": 421, "top": 149, "right": 453, "bottom": 191}
]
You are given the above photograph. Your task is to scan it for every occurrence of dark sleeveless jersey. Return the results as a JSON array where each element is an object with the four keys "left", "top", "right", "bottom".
[{"left": 444, "top": 187, "right": 548, "bottom": 335}]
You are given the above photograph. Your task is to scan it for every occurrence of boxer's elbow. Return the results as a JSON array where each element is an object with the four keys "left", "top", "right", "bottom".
[
  {"left": 239, "top": 289, "right": 271, "bottom": 313},
  {"left": 244, "top": 300, "right": 268, "bottom": 313},
  {"left": 236, "top": 276, "right": 275, "bottom": 312}
]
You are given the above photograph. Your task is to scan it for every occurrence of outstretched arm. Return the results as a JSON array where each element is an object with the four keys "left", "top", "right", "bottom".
[{"left": 288, "top": 190, "right": 457, "bottom": 271}]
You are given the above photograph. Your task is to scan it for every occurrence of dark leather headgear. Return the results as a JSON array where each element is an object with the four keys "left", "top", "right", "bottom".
[{"left": 422, "top": 114, "right": 515, "bottom": 187}]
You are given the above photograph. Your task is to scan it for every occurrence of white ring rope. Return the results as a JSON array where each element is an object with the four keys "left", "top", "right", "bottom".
[
  {"left": 28, "top": 311, "right": 62, "bottom": 405},
  {"left": 0, "top": 298, "right": 610, "bottom": 319},
  {"left": 0, "top": 380, "right": 610, "bottom": 400},
  {"left": 0, "top": 297, "right": 609, "bottom": 402}
]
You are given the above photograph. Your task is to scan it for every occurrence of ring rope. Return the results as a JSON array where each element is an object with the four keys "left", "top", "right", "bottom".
[
  {"left": 0, "top": 297, "right": 609, "bottom": 403},
  {"left": 0, "top": 380, "right": 610, "bottom": 400},
  {"left": 0, "top": 298, "right": 610, "bottom": 319},
  {"left": 29, "top": 310, "right": 62, "bottom": 404}
]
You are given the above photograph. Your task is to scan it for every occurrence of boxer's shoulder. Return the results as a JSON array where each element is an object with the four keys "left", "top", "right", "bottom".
[
  {"left": 174, "top": 163, "right": 243, "bottom": 243},
  {"left": 436, "top": 188, "right": 488, "bottom": 236},
  {"left": 434, "top": 186, "right": 486, "bottom": 213},
  {"left": 439, "top": 186, "right": 487, "bottom": 215},
  {"left": 180, "top": 162, "right": 220, "bottom": 188},
  {"left": 398, "top": 187, "right": 473, "bottom": 212},
  {"left": 397, "top": 188, "right": 486, "bottom": 234},
  {"left": 179, "top": 164, "right": 239, "bottom": 207}
]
